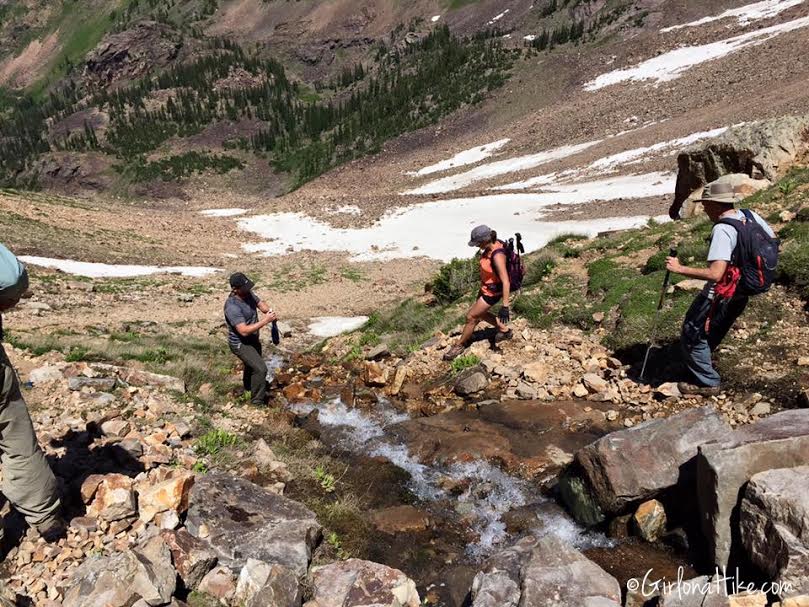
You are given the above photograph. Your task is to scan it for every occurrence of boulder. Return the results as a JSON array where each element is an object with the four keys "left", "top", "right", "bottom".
[
  {"left": 197, "top": 565, "right": 236, "bottom": 603},
  {"left": 304, "top": 559, "right": 420, "bottom": 607},
  {"left": 582, "top": 373, "right": 608, "bottom": 394},
  {"left": 234, "top": 559, "right": 300, "bottom": 607},
  {"left": 454, "top": 367, "right": 489, "bottom": 396},
  {"left": 87, "top": 473, "right": 137, "bottom": 521},
  {"left": 697, "top": 409, "right": 809, "bottom": 568},
  {"left": 185, "top": 473, "right": 321, "bottom": 576},
  {"left": 522, "top": 362, "right": 549, "bottom": 384},
  {"left": 565, "top": 407, "right": 730, "bottom": 521},
  {"left": 633, "top": 499, "right": 667, "bottom": 542},
  {"left": 671, "top": 116, "right": 809, "bottom": 218},
  {"left": 138, "top": 472, "right": 194, "bottom": 523},
  {"left": 740, "top": 466, "right": 809, "bottom": 598},
  {"left": 131, "top": 535, "right": 177, "bottom": 606},
  {"left": 68, "top": 376, "right": 118, "bottom": 392},
  {"left": 160, "top": 529, "right": 217, "bottom": 590},
  {"left": 471, "top": 533, "right": 621, "bottom": 607},
  {"left": 658, "top": 575, "right": 727, "bottom": 606},
  {"left": 28, "top": 365, "right": 65, "bottom": 385}
]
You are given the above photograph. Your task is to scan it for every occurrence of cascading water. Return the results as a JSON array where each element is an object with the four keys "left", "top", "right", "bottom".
[{"left": 291, "top": 397, "right": 613, "bottom": 558}]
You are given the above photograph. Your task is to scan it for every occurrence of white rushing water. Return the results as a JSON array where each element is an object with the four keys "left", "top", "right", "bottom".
[{"left": 292, "top": 397, "right": 613, "bottom": 557}]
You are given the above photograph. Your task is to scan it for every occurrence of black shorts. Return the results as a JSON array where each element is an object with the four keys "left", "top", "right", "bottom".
[{"left": 478, "top": 291, "right": 502, "bottom": 306}]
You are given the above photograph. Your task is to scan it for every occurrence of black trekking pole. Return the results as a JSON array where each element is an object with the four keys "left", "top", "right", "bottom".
[{"left": 639, "top": 247, "right": 678, "bottom": 382}]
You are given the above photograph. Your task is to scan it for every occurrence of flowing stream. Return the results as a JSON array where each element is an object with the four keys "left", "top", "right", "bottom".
[{"left": 291, "top": 396, "right": 614, "bottom": 558}]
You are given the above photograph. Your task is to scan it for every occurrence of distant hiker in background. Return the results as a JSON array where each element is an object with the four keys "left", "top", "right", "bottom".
[
  {"left": 665, "top": 180, "right": 778, "bottom": 395},
  {"left": 224, "top": 272, "right": 277, "bottom": 405},
  {"left": 0, "top": 243, "right": 65, "bottom": 547},
  {"left": 443, "top": 225, "right": 519, "bottom": 362}
]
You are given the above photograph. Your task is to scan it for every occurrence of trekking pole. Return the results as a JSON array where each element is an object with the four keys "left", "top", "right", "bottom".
[{"left": 639, "top": 247, "right": 678, "bottom": 382}]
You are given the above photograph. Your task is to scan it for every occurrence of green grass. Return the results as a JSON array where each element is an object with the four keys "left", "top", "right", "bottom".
[
  {"left": 451, "top": 354, "right": 480, "bottom": 374},
  {"left": 778, "top": 221, "right": 809, "bottom": 299},
  {"left": 194, "top": 429, "right": 239, "bottom": 457}
]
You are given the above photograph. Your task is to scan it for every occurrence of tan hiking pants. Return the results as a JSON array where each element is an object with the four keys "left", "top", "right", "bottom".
[{"left": 0, "top": 344, "right": 60, "bottom": 527}]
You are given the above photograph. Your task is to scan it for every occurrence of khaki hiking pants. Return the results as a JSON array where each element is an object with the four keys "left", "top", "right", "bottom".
[{"left": 0, "top": 344, "right": 60, "bottom": 530}]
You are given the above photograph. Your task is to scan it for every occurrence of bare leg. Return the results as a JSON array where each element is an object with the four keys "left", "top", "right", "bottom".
[
  {"left": 457, "top": 298, "right": 494, "bottom": 346},
  {"left": 480, "top": 311, "right": 508, "bottom": 333}
]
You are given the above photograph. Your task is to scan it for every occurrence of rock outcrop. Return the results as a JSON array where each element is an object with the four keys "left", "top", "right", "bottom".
[
  {"left": 304, "top": 559, "right": 420, "bottom": 607},
  {"left": 471, "top": 534, "right": 622, "bottom": 607},
  {"left": 671, "top": 116, "right": 809, "bottom": 218},
  {"left": 658, "top": 575, "right": 729, "bottom": 607},
  {"left": 697, "top": 409, "right": 809, "bottom": 569},
  {"left": 740, "top": 466, "right": 809, "bottom": 598},
  {"left": 562, "top": 406, "right": 730, "bottom": 522},
  {"left": 185, "top": 473, "right": 322, "bottom": 576}
]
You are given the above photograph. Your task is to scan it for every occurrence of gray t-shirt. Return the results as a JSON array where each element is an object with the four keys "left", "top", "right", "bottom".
[
  {"left": 224, "top": 292, "right": 261, "bottom": 347},
  {"left": 702, "top": 210, "right": 775, "bottom": 297}
]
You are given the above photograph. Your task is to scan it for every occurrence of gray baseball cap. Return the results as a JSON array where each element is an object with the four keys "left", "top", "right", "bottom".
[{"left": 468, "top": 224, "right": 493, "bottom": 246}]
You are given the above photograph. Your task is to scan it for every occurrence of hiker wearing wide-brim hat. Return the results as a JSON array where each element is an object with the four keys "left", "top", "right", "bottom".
[
  {"left": 224, "top": 272, "right": 277, "bottom": 405},
  {"left": 0, "top": 243, "right": 66, "bottom": 545},
  {"left": 443, "top": 225, "right": 513, "bottom": 362},
  {"left": 664, "top": 179, "right": 778, "bottom": 395}
]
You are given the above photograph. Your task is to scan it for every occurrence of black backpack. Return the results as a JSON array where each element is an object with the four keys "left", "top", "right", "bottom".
[
  {"left": 493, "top": 233, "right": 526, "bottom": 292},
  {"left": 718, "top": 209, "right": 779, "bottom": 296}
]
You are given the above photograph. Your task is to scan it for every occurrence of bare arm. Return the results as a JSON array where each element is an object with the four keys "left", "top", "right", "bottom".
[
  {"left": 666, "top": 257, "right": 728, "bottom": 282},
  {"left": 234, "top": 311, "right": 277, "bottom": 337},
  {"left": 493, "top": 253, "right": 511, "bottom": 306}
]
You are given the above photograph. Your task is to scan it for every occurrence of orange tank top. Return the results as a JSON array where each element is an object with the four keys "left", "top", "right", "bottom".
[{"left": 480, "top": 242, "right": 504, "bottom": 296}]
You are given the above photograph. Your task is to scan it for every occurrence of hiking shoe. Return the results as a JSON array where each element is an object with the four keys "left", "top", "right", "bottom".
[
  {"left": 494, "top": 329, "right": 513, "bottom": 344},
  {"left": 36, "top": 516, "right": 67, "bottom": 543},
  {"left": 677, "top": 382, "right": 721, "bottom": 397},
  {"left": 442, "top": 344, "right": 466, "bottom": 361}
]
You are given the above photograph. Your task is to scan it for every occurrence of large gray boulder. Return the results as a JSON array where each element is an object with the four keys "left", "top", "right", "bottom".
[
  {"left": 740, "top": 466, "right": 809, "bottom": 598},
  {"left": 185, "top": 473, "right": 322, "bottom": 577},
  {"left": 303, "top": 559, "right": 420, "bottom": 607},
  {"left": 697, "top": 409, "right": 809, "bottom": 569},
  {"left": 670, "top": 116, "right": 809, "bottom": 218},
  {"left": 563, "top": 406, "right": 730, "bottom": 522},
  {"left": 471, "top": 534, "right": 622, "bottom": 607}
]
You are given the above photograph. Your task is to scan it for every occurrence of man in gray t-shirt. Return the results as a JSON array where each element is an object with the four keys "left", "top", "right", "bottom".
[
  {"left": 665, "top": 180, "right": 775, "bottom": 394},
  {"left": 224, "top": 272, "right": 277, "bottom": 405}
]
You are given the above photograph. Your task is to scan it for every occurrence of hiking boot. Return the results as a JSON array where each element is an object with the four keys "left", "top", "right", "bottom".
[
  {"left": 442, "top": 344, "right": 466, "bottom": 361},
  {"left": 677, "top": 382, "right": 722, "bottom": 397},
  {"left": 494, "top": 329, "right": 513, "bottom": 344},
  {"left": 35, "top": 515, "right": 67, "bottom": 543}
]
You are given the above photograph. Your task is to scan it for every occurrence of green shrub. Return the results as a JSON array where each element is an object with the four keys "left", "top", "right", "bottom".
[
  {"left": 451, "top": 354, "right": 480, "bottom": 374},
  {"left": 778, "top": 223, "right": 809, "bottom": 299},
  {"left": 430, "top": 256, "right": 479, "bottom": 304},
  {"left": 194, "top": 429, "right": 239, "bottom": 456},
  {"left": 522, "top": 250, "right": 557, "bottom": 287}
]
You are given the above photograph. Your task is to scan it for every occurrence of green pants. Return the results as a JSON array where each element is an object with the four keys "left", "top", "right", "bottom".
[
  {"left": 230, "top": 341, "right": 268, "bottom": 405},
  {"left": 0, "top": 344, "right": 61, "bottom": 528}
]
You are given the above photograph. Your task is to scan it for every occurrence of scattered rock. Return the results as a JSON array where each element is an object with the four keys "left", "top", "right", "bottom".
[
  {"left": 674, "top": 279, "right": 708, "bottom": 292},
  {"left": 592, "top": 312, "right": 605, "bottom": 323},
  {"left": 87, "top": 473, "right": 137, "bottom": 521},
  {"left": 363, "top": 361, "right": 390, "bottom": 387},
  {"left": 131, "top": 535, "right": 176, "bottom": 606},
  {"left": 62, "top": 552, "right": 140, "bottom": 607},
  {"left": 454, "top": 367, "right": 489, "bottom": 396},
  {"left": 522, "top": 362, "right": 549, "bottom": 384},
  {"left": 160, "top": 529, "right": 218, "bottom": 590},
  {"left": 655, "top": 382, "right": 682, "bottom": 399},
  {"left": 235, "top": 559, "right": 300, "bottom": 607},
  {"left": 573, "top": 384, "right": 589, "bottom": 398},
  {"left": 185, "top": 473, "right": 321, "bottom": 576},
  {"left": 582, "top": 373, "right": 608, "bottom": 394},
  {"left": 68, "top": 377, "right": 118, "bottom": 392},
  {"left": 727, "top": 592, "right": 768, "bottom": 607},
  {"left": 740, "top": 466, "right": 809, "bottom": 598},
  {"left": 304, "top": 559, "right": 420, "bottom": 607},
  {"left": 121, "top": 368, "right": 185, "bottom": 393},
  {"left": 697, "top": 409, "right": 809, "bottom": 568},
  {"left": 138, "top": 472, "right": 194, "bottom": 523},
  {"left": 29, "top": 365, "right": 65, "bottom": 385},
  {"left": 633, "top": 499, "right": 667, "bottom": 543},
  {"left": 197, "top": 565, "right": 237, "bottom": 603},
  {"left": 365, "top": 344, "right": 390, "bottom": 361},
  {"left": 100, "top": 419, "right": 130, "bottom": 437}
]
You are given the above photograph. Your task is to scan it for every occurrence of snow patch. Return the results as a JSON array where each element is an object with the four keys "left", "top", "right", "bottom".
[
  {"left": 431, "top": 15, "right": 441, "bottom": 22},
  {"left": 199, "top": 208, "right": 247, "bottom": 217},
  {"left": 661, "top": 0, "right": 806, "bottom": 32},
  {"left": 586, "top": 15, "right": 809, "bottom": 89},
  {"left": 19, "top": 256, "right": 220, "bottom": 278},
  {"left": 524, "top": 34, "right": 537, "bottom": 41},
  {"left": 409, "top": 139, "right": 511, "bottom": 177},
  {"left": 488, "top": 9, "right": 510, "bottom": 24},
  {"left": 308, "top": 316, "right": 369, "bottom": 338},
  {"left": 403, "top": 140, "right": 602, "bottom": 195},
  {"left": 497, "top": 171, "right": 676, "bottom": 197}
]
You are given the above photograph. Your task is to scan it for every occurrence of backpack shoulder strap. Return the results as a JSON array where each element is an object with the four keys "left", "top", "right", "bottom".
[{"left": 740, "top": 208, "right": 755, "bottom": 223}]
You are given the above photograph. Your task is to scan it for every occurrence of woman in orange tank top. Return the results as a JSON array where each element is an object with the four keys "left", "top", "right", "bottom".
[{"left": 443, "top": 225, "right": 512, "bottom": 361}]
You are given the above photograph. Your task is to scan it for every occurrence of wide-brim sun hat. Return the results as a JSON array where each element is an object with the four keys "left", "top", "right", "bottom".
[{"left": 698, "top": 180, "right": 745, "bottom": 206}]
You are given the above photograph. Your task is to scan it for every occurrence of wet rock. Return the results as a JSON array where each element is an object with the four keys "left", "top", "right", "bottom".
[
  {"left": 608, "top": 514, "right": 633, "bottom": 540},
  {"left": 185, "top": 473, "right": 321, "bottom": 576},
  {"left": 632, "top": 499, "right": 667, "bottom": 542},
  {"left": 363, "top": 361, "right": 390, "bottom": 387},
  {"left": 235, "top": 559, "right": 300, "bottom": 607},
  {"left": 697, "top": 409, "right": 809, "bottom": 568},
  {"left": 370, "top": 505, "right": 431, "bottom": 534},
  {"left": 740, "top": 466, "right": 809, "bottom": 598},
  {"left": 161, "top": 529, "right": 217, "bottom": 590},
  {"left": 471, "top": 533, "right": 621, "bottom": 607},
  {"left": 454, "top": 367, "right": 489, "bottom": 396},
  {"left": 658, "top": 575, "right": 727, "bottom": 606},
  {"left": 68, "top": 376, "right": 118, "bottom": 392},
  {"left": 138, "top": 471, "right": 194, "bottom": 523},
  {"left": 87, "top": 473, "right": 137, "bottom": 521},
  {"left": 304, "top": 559, "right": 420, "bottom": 607},
  {"left": 566, "top": 406, "right": 730, "bottom": 520},
  {"left": 197, "top": 565, "right": 236, "bottom": 603}
]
